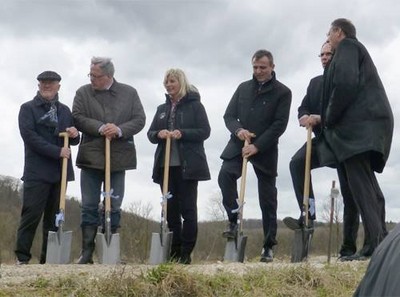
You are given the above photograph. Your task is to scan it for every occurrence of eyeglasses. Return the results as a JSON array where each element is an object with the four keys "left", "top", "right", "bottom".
[
  {"left": 318, "top": 52, "right": 333, "bottom": 57},
  {"left": 87, "top": 73, "right": 106, "bottom": 79}
]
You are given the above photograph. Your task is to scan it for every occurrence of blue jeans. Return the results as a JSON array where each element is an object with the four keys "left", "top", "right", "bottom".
[{"left": 80, "top": 168, "right": 125, "bottom": 230}]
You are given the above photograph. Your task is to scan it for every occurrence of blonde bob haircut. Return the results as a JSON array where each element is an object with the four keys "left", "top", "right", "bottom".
[{"left": 163, "top": 68, "right": 198, "bottom": 100}]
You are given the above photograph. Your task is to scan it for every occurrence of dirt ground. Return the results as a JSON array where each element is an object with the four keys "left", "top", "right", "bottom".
[{"left": 0, "top": 256, "right": 364, "bottom": 286}]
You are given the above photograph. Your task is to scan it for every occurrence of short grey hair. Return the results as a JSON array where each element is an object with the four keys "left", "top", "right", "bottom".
[{"left": 91, "top": 57, "right": 115, "bottom": 76}]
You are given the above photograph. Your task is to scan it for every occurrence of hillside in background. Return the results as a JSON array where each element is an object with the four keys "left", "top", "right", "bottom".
[
  {"left": 0, "top": 174, "right": 159, "bottom": 263},
  {"left": 0, "top": 174, "right": 396, "bottom": 264}
]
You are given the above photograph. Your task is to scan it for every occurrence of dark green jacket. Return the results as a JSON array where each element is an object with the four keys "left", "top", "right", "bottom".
[{"left": 72, "top": 80, "right": 146, "bottom": 171}]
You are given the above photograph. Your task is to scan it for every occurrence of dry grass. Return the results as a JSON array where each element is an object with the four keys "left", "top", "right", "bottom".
[{"left": 0, "top": 260, "right": 368, "bottom": 297}]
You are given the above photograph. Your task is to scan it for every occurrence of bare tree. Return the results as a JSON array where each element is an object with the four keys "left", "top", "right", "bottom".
[
  {"left": 206, "top": 191, "right": 226, "bottom": 222},
  {"left": 122, "top": 201, "right": 154, "bottom": 262},
  {"left": 126, "top": 201, "right": 153, "bottom": 220}
]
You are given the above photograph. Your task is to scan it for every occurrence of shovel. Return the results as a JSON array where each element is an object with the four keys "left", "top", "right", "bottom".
[
  {"left": 149, "top": 136, "right": 173, "bottom": 265},
  {"left": 46, "top": 132, "right": 73, "bottom": 264},
  {"left": 96, "top": 137, "right": 120, "bottom": 264},
  {"left": 291, "top": 126, "right": 314, "bottom": 263},
  {"left": 224, "top": 140, "right": 250, "bottom": 263}
]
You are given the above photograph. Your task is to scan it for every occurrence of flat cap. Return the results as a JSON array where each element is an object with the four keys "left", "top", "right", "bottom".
[{"left": 37, "top": 71, "right": 61, "bottom": 82}]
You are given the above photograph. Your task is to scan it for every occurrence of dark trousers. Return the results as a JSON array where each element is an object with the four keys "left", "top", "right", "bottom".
[
  {"left": 342, "top": 152, "right": 387, "bottom": 255},
  {"left": 161, "top": 166, "right": 198, "bottom": 257},
  {"left": 15, "top": 181, "right": 61, "bottom": 263},
  {"left": 337, "top": 165, "right": 360, "bottom": 255},
  {"left": 290, "top": 139, "right": 360, "bottom": 254},
  {"left": 289, "top": 138, "right": 321, "bottom": 218},
  {"left": 218, "top": 156, "right": 278, "bottom": 249}
]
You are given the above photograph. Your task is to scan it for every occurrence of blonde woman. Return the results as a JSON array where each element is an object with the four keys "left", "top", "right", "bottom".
[{"left": 148, "top": 69, "right": 211, "bottom": 264}]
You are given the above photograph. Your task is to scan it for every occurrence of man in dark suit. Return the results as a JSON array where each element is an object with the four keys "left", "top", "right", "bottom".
[
  {"left": 284, "top": 42, "right": 360, "bottom": 259},
  {"left": 321, "top": 18, "right": 393, "bottom": 260},
  {"left": 218, "top": 49, "right": 291, "bottom": 262}
]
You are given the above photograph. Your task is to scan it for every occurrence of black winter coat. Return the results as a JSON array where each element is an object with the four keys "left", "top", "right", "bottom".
[
  {"left": 19, "top": 93, "right": 80, "bottom": 183},
  {"left": 321, "top": 38, "right": 393, "bottom": 172},
  {"left": 147, "top": 91, "right": 211, "bottom": 183},
  {"left": 354, "top": 223, "right": 400, "bottom": 296},
  {"left": 221, "top": 73, "right": 291, "bottom": 176},
  {"left": 298, "top": 75, "right": 323, "bottom": 136}
]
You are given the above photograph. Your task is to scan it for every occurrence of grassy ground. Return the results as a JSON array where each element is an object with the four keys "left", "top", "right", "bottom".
[{"left": 0, "top": 260, "right": 368, "bottom": 297}]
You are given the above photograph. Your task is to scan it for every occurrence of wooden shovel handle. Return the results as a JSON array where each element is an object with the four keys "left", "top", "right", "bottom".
[
  {"left": 238, "top": 133, "right": 255, "bottom": 207},
  {"left": 238, "top": 140, "right": 249, "bottom": 232},
  {"left": 105, "top": 138, "right": 111, "bottom": 212},
  {"left": 303, "top": 126, "right": 312, "bottom": 226},
  {"left": 59, "top": 132, "right": 69, "bottom": 211},
  {"left": 162, "top": 136, "right": 171, "bottom": 196},
  {"left": 162, "top": 136, "right": 171, "bottom": 226}
]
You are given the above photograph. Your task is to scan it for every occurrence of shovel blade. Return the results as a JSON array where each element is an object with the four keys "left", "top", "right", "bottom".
[
  {"left": 149, "top": 232, "right": 173, "bottom": 265},
  {"left": 291, "top": 228, "right": 314, "bottom": 263},
  {"left": 223, "top": 235, "right": 247, "bottom": 263},
  {"left": 46, "top": 230, "right": 72, "bottom": 264},
  {"left": 96, "top": 232, "right": 120, "bottom": 264}
]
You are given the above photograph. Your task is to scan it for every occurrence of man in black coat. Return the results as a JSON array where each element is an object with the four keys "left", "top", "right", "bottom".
[
  {"left": 284, "top": 42, "right": 360, "bottom": 258},
  {"left": 285, "top": 42, "right": 333, "bottom": 228},
  {"left": 15, "top": 71, "right": 80, "bottom": 264},
  {"left": 218, "top": 49, "right": 291, "bottom": 262},
  {"left": 321, "top": 18, "right": 393, "bottom": 260}
]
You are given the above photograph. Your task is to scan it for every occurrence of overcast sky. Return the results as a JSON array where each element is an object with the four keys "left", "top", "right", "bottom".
[{"left": 1, "top": 0, "right": 399, "bottom": 223}]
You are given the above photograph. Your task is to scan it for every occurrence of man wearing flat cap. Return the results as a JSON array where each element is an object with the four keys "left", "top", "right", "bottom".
[
  {"left": 15, "top": 71, "right": 80, "bottom": 264},
  {"left": 37, "top": 70, "right": 62, "bottom": 81}
]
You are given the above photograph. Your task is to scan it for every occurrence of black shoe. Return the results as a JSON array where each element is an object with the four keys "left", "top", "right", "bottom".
[
  {"left": 342, "top": 244, "right": 375, "bottom": 261},
  {"left": 179, "top": 254, "right": 191, "bottom": 265},
  {"left": 283, "top": 217, "right": 302, "bottom": 230},
  {"left": 338, "top": 248, "right": 356, "bottom": 260},
  {"left": 222, "top": 222, "right": 238, "bottom": 239},
  {"left": 16, "top": 259, "right": 29, "bottom": 265},
  {"left": 339, "top": 252, "right": 369, "bottom": 262},
  {"left": 260, "top": 248, "right": 273, "bottom": 263},
  {"left": 340, "top": 245, "right": 373, "bottom": 262}
]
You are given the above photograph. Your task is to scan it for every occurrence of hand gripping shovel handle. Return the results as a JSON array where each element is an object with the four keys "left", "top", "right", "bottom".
[
  {"left": 105, "top": 138, "right": 112, "bottom": 243},
  {"left": 238, "top": 140, "right": 250, "bottom": 234},
  {"left": 58, "top": 132, "right": 69, "bottom": 226},
  {"left": 303, "top": 126, "right": 312, "bottom": 226},
  {"left": 161, "top": 136, "right": 172, "bottom": 235}
]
